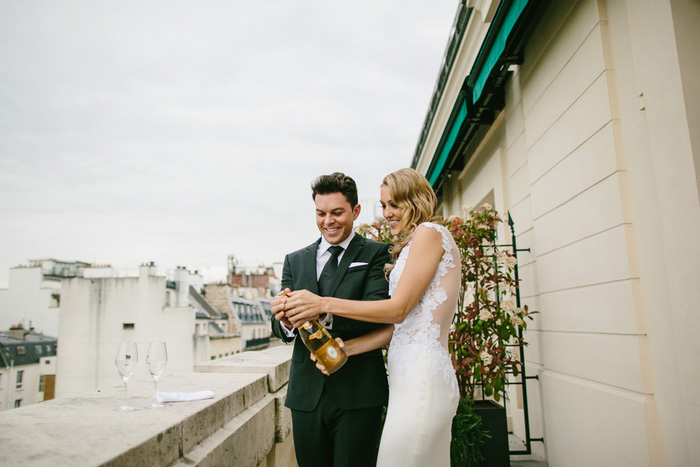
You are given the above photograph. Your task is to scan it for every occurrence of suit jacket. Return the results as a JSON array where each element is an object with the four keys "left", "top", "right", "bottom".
[{"left": 271, "top": 234, "right": 391, "bottom": 411}]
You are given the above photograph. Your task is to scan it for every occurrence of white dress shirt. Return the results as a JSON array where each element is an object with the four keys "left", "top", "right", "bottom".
[
  {"left": 316, "top": 233, "right": 354, "bottom": 279},
  {"left": 280, "top": 233, "right": 355, "bottom": 337}
]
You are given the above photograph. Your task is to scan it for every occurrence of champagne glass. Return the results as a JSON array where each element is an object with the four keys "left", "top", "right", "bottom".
[
  {"left": 145, "top": 341, "right": 168, "bottom": 409},
  {"left": 114, "top": 342, "right": 138, "bottom": 412}
]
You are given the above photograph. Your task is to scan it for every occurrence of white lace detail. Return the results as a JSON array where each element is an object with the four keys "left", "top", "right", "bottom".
[{"left": 388, "top": 222, "right": 458, "bottom": 395}]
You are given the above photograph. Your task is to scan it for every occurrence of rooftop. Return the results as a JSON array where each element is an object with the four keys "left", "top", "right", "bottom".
[{"left": 0, "top": 329, "right": 58, "bottom": 367}]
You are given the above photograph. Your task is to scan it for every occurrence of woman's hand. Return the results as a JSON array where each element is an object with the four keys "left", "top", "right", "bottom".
[
  {"left": 286, "top": 290, "right": 326, "bottom": 327},
  {"left": 309, "top": 338, "right": 345, "bottom": 375}
]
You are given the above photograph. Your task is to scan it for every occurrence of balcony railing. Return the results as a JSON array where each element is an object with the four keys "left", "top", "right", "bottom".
[{"left": 0, "top": 345, "right": 296, "bottom": 467}]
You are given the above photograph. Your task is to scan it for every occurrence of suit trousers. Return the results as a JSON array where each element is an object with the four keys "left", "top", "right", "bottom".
[{"left": 291, "top": 386, "right": 383, "bottom": 467}]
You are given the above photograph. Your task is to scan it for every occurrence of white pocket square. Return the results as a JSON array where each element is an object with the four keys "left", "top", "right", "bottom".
[{"left": 349, "top": 262, "right": 368, "bottom": 268}]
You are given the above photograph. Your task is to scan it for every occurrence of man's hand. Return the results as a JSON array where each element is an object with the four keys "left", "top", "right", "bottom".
[
  {"left": 309, "top": 337, "right": 345, "bottom": 375},
  {"left": 272, "top": 288, "right": 293, "bottom": 329},
  {"left": 286, "top": 289, "right": 325, "bottom": 327}
]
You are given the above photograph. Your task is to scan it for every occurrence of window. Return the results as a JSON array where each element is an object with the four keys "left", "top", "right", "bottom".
[
  {"left": 39, "top": 375, "right": 45, "bottom": 392},
  {"left": 16, "top": 346, "right": 26, "bottom": 356},
  {"left": 14, "top": 399, "right": 22, "bottom": 408},
  {"left": 123, "top": 323, "right": 135, "bottom": 330},
  {"left": 35, "top": 345, "right": 43, "bottom": 355},
  {"left": 16, "top": 370, "right": 24, "bottom": 390}
]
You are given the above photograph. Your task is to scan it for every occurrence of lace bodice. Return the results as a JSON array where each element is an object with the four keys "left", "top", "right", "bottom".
[{"left": 388, "top": 222, "right": 460, "bottom": 394}]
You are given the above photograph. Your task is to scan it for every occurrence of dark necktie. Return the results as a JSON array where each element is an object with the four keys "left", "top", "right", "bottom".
[{"left": 318, "top": 245, "right": 343, "bottom": 296}]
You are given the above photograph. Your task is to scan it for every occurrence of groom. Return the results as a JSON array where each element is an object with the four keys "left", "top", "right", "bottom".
[{"left": 271, "top": 172, "right": 391, "bottom": 467}]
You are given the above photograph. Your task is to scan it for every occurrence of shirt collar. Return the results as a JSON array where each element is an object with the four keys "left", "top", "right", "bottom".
[{"left": 319, "top": 232, "right": 355, "bottom": 256}]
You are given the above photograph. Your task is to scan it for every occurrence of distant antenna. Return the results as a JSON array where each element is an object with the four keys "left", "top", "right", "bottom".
[{"left": 228, "top": 255, "right": 238, "bottom": 274}]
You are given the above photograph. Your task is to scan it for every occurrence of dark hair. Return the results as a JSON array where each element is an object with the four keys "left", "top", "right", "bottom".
[{"left": 311, "top": 172, "right": 359, "bottom": 207}]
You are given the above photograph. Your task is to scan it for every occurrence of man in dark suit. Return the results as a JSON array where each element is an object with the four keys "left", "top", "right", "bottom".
[{"left": 271, "top": 172, "right": 391, "bottom": 467}]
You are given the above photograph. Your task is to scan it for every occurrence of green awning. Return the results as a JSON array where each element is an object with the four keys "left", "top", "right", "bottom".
[
  {"left": 425, "top": 0, "right": 538, "bottom": 189},
  {"left": 428, "top": 99, "right": 468, "bottom": 186},
  {"left": 472, "top": 0, "right": 530, "bottom": 104}
]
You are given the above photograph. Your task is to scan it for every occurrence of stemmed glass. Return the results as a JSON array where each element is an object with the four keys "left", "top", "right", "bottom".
[
  {"left": 114, "top": 342, "right": 138, "bottom": 412},
  {"left": 145, "top": 341, "right": 168, "bottom": 409}
]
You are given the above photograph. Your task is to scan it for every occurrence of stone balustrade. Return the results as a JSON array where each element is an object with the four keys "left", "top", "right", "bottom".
[{"left": 0, "top": 345, "right": 296, "bottom": 467}]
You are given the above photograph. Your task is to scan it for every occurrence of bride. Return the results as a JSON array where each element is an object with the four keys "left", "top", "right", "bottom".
[{"left": 284, "top": 168, "right": 460, "bottom": 466}]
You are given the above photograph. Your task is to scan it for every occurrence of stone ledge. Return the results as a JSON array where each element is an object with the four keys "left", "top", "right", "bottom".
[
  {"left": 194, "top": 345, "right": 294, "bottom": 447},
  {"left": 174, "top": 394, "right": 277, "bottom": 466},
  {"left": 0, "top": 372, "right": 267, "bottom": 466},
  {"left": 195, "top": 345, "right": 293, "bottom": 393},
  {"left": 273, "top": 386, "right": 291, "bottom": 443},
  {"left": 0, "top": 345, "right": 295, "bottom": 467}
]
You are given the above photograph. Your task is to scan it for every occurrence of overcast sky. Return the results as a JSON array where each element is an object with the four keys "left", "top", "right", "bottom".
[{"left": 0, "top": 1, "right": 458, "bottom": 285}]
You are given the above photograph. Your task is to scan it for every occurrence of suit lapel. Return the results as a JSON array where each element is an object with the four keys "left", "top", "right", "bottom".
[
  {"left": 327, "top": 234, "right": 365, "bottom": 296},
  {"left": 303, "top": 240, "right": 321, "bottom": 294}
]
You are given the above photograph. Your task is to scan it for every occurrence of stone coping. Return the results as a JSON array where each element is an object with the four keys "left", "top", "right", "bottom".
[
  {"left": 0, "top": 346, "right": 294, "bottom": 467},
  {"left": 195, "top": 343, "right": 293, "bottom": 393}
]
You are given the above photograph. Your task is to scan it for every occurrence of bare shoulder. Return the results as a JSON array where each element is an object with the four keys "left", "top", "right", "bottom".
[
  {"left": 412, "top": 223, "right": 444, "bottom": 249},
  {"left": 415, "top": 223, "right": 443, "bottom": 239}
]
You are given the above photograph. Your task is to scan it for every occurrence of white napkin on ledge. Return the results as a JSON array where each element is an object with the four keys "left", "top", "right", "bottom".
[{"left": 155, "top": 390, "right": 215, "bottom": 403}]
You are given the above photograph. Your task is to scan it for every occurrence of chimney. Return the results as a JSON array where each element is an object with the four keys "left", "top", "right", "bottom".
[
  {"left": 9, "top": 325, "right": 26, "bottom": 340},
  {"left": 174, "top": 266, "right": 190, "bottom": 307},
  {"left": 139, "top": 261, "right": 158, "bottom": 278}
]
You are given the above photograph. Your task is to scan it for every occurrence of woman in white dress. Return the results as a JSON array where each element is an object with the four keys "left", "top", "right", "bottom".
[{"left": 285, "top": 168, "right": 461, "bottom": 466}]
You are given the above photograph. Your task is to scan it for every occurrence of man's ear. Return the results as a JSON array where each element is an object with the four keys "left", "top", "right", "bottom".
[{"left": 352, "top": 203, "right": 361, "bottom": 221}]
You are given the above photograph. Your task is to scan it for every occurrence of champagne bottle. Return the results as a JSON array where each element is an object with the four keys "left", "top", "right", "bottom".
[
  {"left": 277, "top": 290, "right": 348, "bottom": 374},
  {"left": 297, "top": 319, "right": 348, "bottom": 374}
]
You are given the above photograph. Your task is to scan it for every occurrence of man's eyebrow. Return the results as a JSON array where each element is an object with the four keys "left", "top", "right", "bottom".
[{"left": 316, "top": 207, "right": 347, "bottom": 214}]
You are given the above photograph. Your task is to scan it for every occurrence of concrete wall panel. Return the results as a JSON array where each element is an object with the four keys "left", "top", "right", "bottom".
[
  {"left": 533, "top": 172, "right": 625, "bottom": 255},
  {"left": 542, "top": 371, "right": 650, "bottom": 467},
  {"left": 506, "top": 129, "right": 528, "bottom": 178},
  {"left": 526, "top": 24, "right": 606, "bottom": 143},
  {"left": 541, "top": 331, "right": 645, "bottom": 392},
  {"left": 531, "top": 122, "right": 619, "bottom": 219},
  {"left": 527, "top": 73, "right": 612, "bottom": 182},
  {"left": 536, "top": 225, "right": 632, "bottom": 294},
  {"left": 521, "top": 0, "right": 601, "bottom": 114},
  {"left": 539, "top": 279, "right": 639, "bottom": 335},
  {"left": 509, "top": 164, "right": 530, "bottom": 208}
]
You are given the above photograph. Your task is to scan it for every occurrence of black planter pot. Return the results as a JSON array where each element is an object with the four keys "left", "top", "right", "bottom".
[{"left": 474, "top": 400, "right": 510, "bottom": 467}]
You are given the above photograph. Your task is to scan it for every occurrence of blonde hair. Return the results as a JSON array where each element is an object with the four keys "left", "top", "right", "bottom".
[{"left": 382, "top": 168, "right": 439, "bottom": 268}]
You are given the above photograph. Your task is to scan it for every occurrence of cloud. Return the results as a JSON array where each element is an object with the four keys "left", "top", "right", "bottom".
[{"left": 0, "top": 0, "right": 457, "bottom": 283}]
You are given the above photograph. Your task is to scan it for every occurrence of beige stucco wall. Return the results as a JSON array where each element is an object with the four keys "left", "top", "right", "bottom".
[
  {"left": 56, "top": 269, "right": 195, "bottom": 397},
  {"left": 209, "top": 335, "right": 243, "bottom": 359},
  {"left": 419, "top": 0, "right": 700, "bottom": 464}
]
